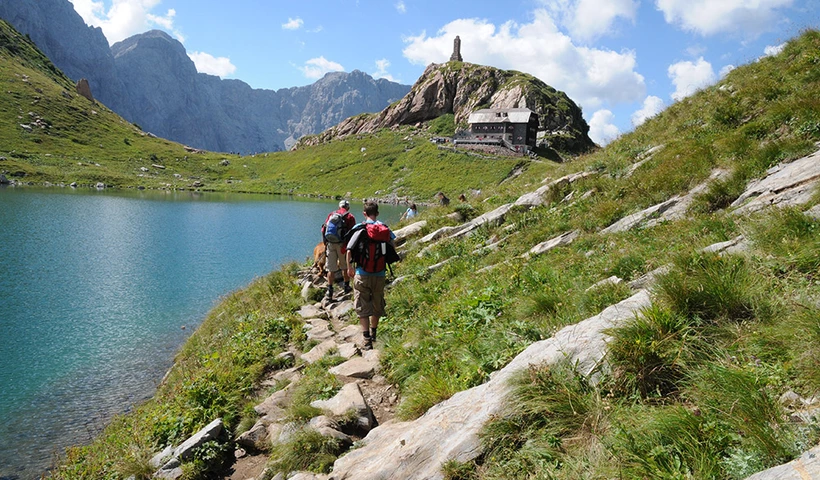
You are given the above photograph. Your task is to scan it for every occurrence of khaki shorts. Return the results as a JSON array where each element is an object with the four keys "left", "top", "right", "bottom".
[
  {"left": 325, "top": 242, "right": 347, "bottom": 273},
  {"left": 353, "top": 274, "right": 386, "bottom": 318}
]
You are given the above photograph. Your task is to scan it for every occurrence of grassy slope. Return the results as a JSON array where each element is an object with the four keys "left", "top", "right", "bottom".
[{"left": 43, "top": 28, "right": 820, "bottom": 480}]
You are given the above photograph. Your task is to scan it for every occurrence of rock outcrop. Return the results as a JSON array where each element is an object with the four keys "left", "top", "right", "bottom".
[{"left": 298, "top": 62, "right": 595, "bottom": 154}]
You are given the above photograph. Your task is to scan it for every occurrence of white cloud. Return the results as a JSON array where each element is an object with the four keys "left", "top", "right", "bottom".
[
  {"left": 588, "top": 109, "right": 620, "bottom": 145},
  {"left": 68, "top": 0, "right": 184, "bottom": 44},
  {"left": 282, "top": 17, "right": 304, "bottom": 30},
  {"left": 300, "top": 56, "right": 345, "bottom": 79},
  {"left": 719, "top": 64, "right": 735, "bottom": 77},
  {"left": 668, "top": 57, "right": 716, "bottom": 101},
  {"left": 373, "top": 58, "right": 397, "bottom": 82},
  {"left": 631, "top": 95, "right": 665, "bottom": 126},
  {"left": 543, "top": 0, "right": 638, "bottom": 42},
  {"left": 402, "top": 10, "right": 646, "bottom": 111},
  {"left": 188, "top": 51, "right": 237, "bottom": 77},
  {"left": 764, "top": 42, "right": 786, "bottom": 56},
  {"left": 655, "top": 0, "right": 793, "bottom": 37},
  {"left": 395, "top": 1, "right": 407, "bottom": 14}
]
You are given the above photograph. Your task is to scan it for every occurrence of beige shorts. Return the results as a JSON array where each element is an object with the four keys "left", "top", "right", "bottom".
[
  {"left": 325, "top": 242, "right": 347, "bottom": 273},
  {"left": 353, "top": 274, "right": 386, "bottom": 318}
]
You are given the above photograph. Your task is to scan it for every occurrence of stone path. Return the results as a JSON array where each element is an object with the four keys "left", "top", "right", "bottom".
[{"left": 228, "top": 275, "right": 399, "bottom": 480}]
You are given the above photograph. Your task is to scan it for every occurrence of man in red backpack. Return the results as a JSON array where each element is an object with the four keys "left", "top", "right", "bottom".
[
  {"left": 322, "top": 199, "right": 356, "bottom": 300},
  {"left": 346, "top": 200, "right": 396, "bottom": 350}
]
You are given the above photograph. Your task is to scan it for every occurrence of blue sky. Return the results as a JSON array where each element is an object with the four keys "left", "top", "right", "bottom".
[{"left": 67, "top": 0, "right": 818, "bottom": 145}]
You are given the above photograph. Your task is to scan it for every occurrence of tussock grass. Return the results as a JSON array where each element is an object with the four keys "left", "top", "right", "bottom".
[
  {"left": 607, "top": 304, "right": 706, "bottom": 398},
  {"left": 654, "top": 252, "right": 764, "bottom": 323},
  {"left": 267, "top": 428, "right": 345, "bottom": 475},
  {"left": 470, "top": 363, "right": 611, "bottom": 480}
]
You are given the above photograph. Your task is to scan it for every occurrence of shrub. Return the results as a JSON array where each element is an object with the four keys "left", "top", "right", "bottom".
[
  {"left": 606, "top": 304, "right": 705, "bottom": 398},
  {"left": 268, "top": 428, "right": 346, "bottom": 475},
  {"left": 747, "top": 207, "right": 820, "bottom": 275},
  {"left": 685, "top": 365, "right": 796, "bottom": 465},
  {"left": 478, "top": 363, "right": 608, "bottom": 478},
  {"left": 654, "top": 252, "right": 762, "bottom": 322},
  {"left": 613, "top": 405, "right": 733, "bottom": 479},
  {"left": 429, "top": 113, "right": 456, "bottom": 136}
]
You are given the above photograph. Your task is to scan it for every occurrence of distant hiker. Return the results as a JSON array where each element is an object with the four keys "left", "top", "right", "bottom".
[
  {"left": 346, "top": 200, "right": 398, "bottom": 350},
  {"left": 437, "top": 191, "right": 450, "bottom": 206},
  {"left": 399, "top": 203, "right": 418, "bottom": 221},
  {"left": 322, "top": 199, "right": 356, "bottom": 300},
  {"left": 458, "top": 193, "right": 467, "bottom": 202}
]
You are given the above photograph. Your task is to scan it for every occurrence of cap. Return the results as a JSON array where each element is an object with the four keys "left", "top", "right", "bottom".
[{"left": 339, "top": 199, "right": 350, "bottom": 209}]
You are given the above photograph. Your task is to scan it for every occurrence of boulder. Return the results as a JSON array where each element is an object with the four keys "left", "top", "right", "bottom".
[
  {"left": 75, "top": 78, "right": 94, "bottom": 101},
  {"left": 450, "top": 204, "right": 514, "bottom": 239},
  {"left": 149, "top": 444, "right": 174, "bottom": 469},
  {"left": 329, "top": 356, "right": 379, "bottom": 379},
  {"left": 254, "top": 386, "right": 292, "bottom": 419},
  {"left": 337, "top": 342, "right": 360, "bottom": 359},
  {"left": 328, "top": 300, "right": 354, "bottom": 320},
  {"left": 585, "top": 275, "right": 622, "bottom": 292},
  {"left": 311, "top": 382, "right": 375, "bottom": 432},
  {"left": 732, "top": 149, "right": 820, "bottom": 215},
  {"left": 524, "top": 230, "right": 580, "bottom": 258},
  {"left": 154, "top": 418, "right": 223, "bottom": 478},
  {"left": 171, "top": 418, "right": 223, "bottom": 462},
  {"left": 337, "top": 325, "right": 362, "bottom": 342},
  {"left": 701, "top": 235, "right": 747, "bottom": 254},
  {"left": 301, "top": 339, "right": 337, "bottom": 364},
  {"left": 805, "top": 204, "right": 820, "bottom": 220},
  {"left": 307, "top": 324, "right": 335, "bottom": 342},
  {"left": 601, "top": 197, "right": 681, "bottom": 234},
  {"left": 393, "top": 221, "right": 427, "bottom": 244},
  {"left": 299, "top": 305, "right": 328, "bottom": 320},
  {"left": 744, "top": 443, "right": 820, "bottom": 479},
  {"left": 236, "top": 421, "right": 269, "bottom": 450},
  {"left": 418, "top": 226, "right": 459, "bottom": 244}
]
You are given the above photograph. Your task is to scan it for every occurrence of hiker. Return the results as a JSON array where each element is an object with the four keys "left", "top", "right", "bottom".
[
  {"left": 437, "top": 191, "right": 450, "bottom": 206},
  {"left": 399, "top": 203, "right": 417, "bottom": 221},
  {"left": 458, "top": 193, "right": 467, "bottom": 202},
  {"left": 322, "top": 199, "right": 356, "bottom": 300},
  {"left": 346, "top": 200, "right": 397, "bottom": 350}
]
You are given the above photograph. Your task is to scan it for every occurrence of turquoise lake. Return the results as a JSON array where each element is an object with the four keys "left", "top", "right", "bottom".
[{"left": 0, "top": 187, "right": 404, "bottom": 480}]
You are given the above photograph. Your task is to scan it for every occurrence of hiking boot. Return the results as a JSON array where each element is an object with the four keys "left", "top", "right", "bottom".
[
  {"left": 343, "top": 284, "right": 352, "bottom": 294},
  {"left": 362, "top": 338, "right": 373, "bottom": 351},
  {"left": 324, "top": 288, "right": 333, "bottom": 301}
]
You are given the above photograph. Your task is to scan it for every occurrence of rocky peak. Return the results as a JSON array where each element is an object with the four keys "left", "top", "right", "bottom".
[
  {"left": 299, "top": 61, "right": 595, "bottom": 153},
  {"left": 112, "top": 30, "right": 197, "bottom": 78}
]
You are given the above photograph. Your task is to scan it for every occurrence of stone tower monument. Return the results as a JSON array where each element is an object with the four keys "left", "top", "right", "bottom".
[{"left": 450, "top": 36, "right": 463, "bottom": 62}]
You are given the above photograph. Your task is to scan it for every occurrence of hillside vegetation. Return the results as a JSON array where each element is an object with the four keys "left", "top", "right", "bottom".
[
  {"left": 0, "top": 20, "right": 539, "bottom": 204},
  {"left": 19, "top": 23, "right": 820, "bottom": 480}
]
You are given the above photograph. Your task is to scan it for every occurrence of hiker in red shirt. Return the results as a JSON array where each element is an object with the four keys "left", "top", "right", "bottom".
[{"left": 322, "top": 199, "right": 356, "bottom": 300}]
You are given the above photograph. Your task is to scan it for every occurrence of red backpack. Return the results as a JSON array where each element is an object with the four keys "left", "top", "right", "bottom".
[{"left": 348, "top": 223, "right": 400, "bottom": 273}]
